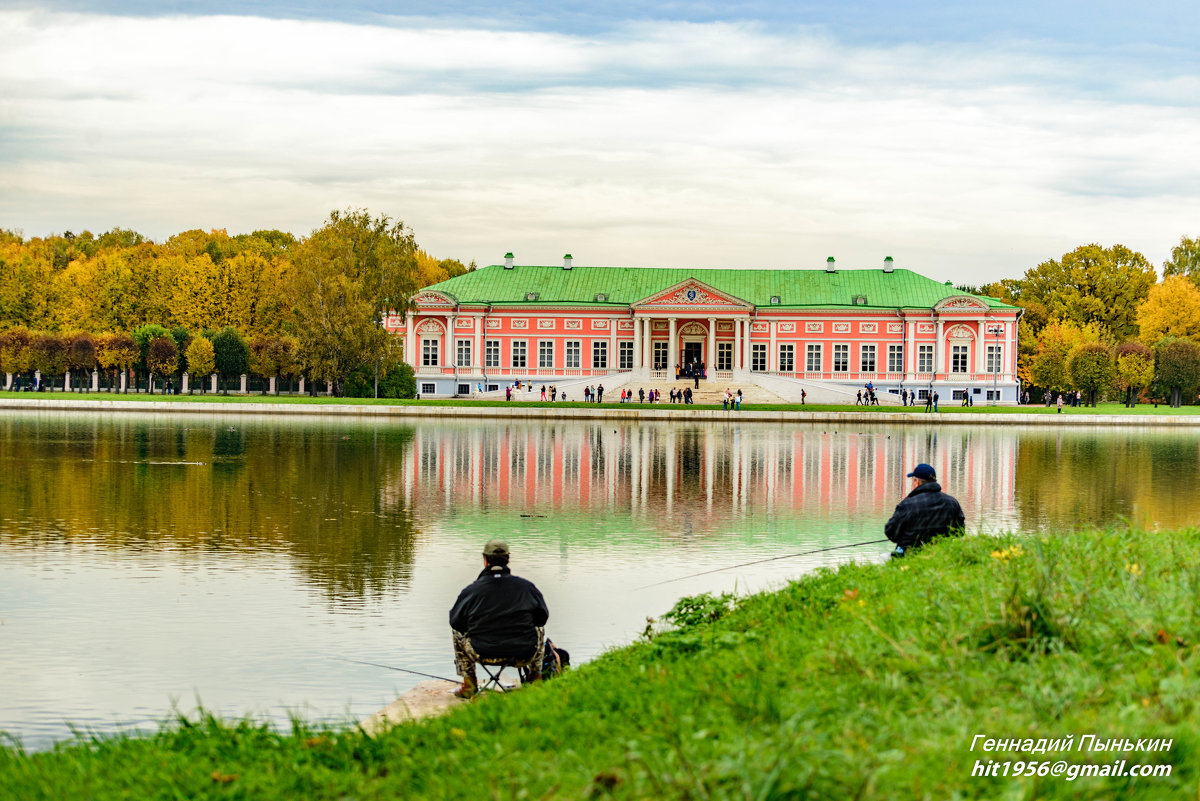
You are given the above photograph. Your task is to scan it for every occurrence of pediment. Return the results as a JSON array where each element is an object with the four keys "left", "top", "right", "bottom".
[
  {"left": 632, "top": 279, "right": 752, "bottom": 310},
  {"left": 412, "top": 290, "right": 457, "bottom": 307},
  {"left": 934, "top": 295, "right": 988, "bottom": 311}
]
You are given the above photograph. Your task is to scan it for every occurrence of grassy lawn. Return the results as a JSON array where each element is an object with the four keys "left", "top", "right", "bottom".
[
  {"left": 2, "top": 527, "right": 1196, "bottom": 799},
  {"left": 4, "top": 391, "right": 1200, "bottom": 416}
]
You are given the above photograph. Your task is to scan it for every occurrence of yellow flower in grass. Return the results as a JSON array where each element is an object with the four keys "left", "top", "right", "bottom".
[
  {"left": 1126, "top": 563, "right": 1142, "bottom": 576},
  {"left": 991, "top": 545, "right": 1023, "bottom": 561}
]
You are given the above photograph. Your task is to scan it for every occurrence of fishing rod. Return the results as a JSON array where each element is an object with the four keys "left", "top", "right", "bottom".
[
  {"left": 334, "top": 656, "right": 459, "bottom": 684},
  {"left": 634, "top": 538, "right": 891, "bottom": 590}
]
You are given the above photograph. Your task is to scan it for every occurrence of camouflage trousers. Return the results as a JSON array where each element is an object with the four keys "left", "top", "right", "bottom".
[{"left": 452, "top": 627, "right": 545, "bottom": 679}]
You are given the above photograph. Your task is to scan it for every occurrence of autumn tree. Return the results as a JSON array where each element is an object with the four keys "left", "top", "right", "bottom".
[
  {"left": 1136, "top": 275, "right": 1200, "bottom": 344},
  {"left": 1028, "top": 321, "right": 1102, "bottom": 395},
  {"left": 1114, "top": 341, "right": 1154, "bottom": 407},
  {"left": 66, "top": 332, "right": 97, "bottom": 391},
  {"left": 185, "top": 336, "right": 216, "bottom": 392},
  {"left": 1017, "top": 244, "right": 1155, "bottom": 341},
  {"left": 96, "top": 332, "right": 138, "bottom": 392},
  {"left": 1153, "top": 337, "right": 1200, "bottom": 408},
  {"left": 211, "top": 326, "right": 249, "bottom": 393},
  {"left": 290, "top": 209, "right": 420, "bottom": 395},
  {"left": 1067, "top": 343, "right": 1114, "bottom": 407},
  {"left": 1162, "top": 235, "right": 1200, "bottom": 285},
  {"left": 31, "top": 332, "right": 68, "bottom": 390},
  {"left": 0, "top": 327, "right": 35, "bottom": 383},
  {"left": 146, "top": 336, "right": 179, "bottom": 394}
]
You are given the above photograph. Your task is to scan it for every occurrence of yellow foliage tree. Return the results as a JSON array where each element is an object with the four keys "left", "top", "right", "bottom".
[{"left": 1136, "top": 275, "right": 1200, "bottom": 344}]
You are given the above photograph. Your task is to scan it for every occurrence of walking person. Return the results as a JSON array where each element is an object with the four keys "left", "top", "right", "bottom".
[{"left": 932, "top": 391, "right": 939, "bottom": 412}]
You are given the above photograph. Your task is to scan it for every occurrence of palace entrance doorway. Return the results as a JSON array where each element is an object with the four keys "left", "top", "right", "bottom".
[{"left": 683, "top": 341, "right": 703, "bottom": 377}]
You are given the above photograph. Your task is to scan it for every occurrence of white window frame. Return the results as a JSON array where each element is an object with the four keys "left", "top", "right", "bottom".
[
  {"left": 653, "top": 341, "right": 669, "bottom": 370},
  {"left": 917, "top": 344, "right": 934, "bottom": 373},
  {"left": 806, "top": 344, "right": 822, "bottom": 372},
  {"left": 888, "top": 344, "right": 904, "bottom": 373},
  {"left": 717, "top": 342, "right": 733, "bottom": 371},
  {"left": 484, "top": 339, "right": 500, "bottom": 368},
  {"left": 538, "top": 340, "right": 554, "bottom": 369},
  {"left": 987, "top": 344, "right": 1002, "bottom": 374},
  {"left": 421, "top": 339, "right": 439, "bottom": 367},
  {"left": 860, "top": 344, "right": 876, "bottom": 373},
  {"left": 951, "top": 344, "right": 969, "bottom": 374},
  {"left": 511, "top": 340, "right": 527, "bottom": 368},
  {"left": 592, "top": 341, "right": 607, "bottom": 369},
  {"left": 833, "top": 343, "right": 849, "bottom": 373},
  {"left": 456, "top": 339, "right": 472, "bottom": 367},
  {"left": 619, "top": 341, "right": 634, "bottom": 370},
  {"left": 751, "top": 343, "right": 767, "bottom": 372},
  {"left": 778, "top": 343, "right": 794, "bottom": 372},
  {"left": 565, "top": 340, "right": 582, "bottom": 369}
]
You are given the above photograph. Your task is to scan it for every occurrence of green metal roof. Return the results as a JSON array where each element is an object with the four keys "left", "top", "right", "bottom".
[{"left": 422, "top": 265, "right": 1019, "bottom": 311}]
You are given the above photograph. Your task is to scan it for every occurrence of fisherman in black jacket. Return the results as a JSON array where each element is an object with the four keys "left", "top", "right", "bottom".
[
  {"left": 449, "top": 539, "right": 549, "bottom": 698},
  {"left": 885, "top": 463, "right": 965, "bottom": 558}
]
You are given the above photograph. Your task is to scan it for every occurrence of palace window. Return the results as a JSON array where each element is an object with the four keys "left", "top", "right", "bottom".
[
  {"left": 833, "top": 344, "right": 849, "bottom": 372},
  {"left": 806, "top": 344, "right": 822, "bottom": 372},
  {"left": 566, "top": 340, "right": 581, "bottom": 368},
  {"left": 619, "top": 341, "right": 634, "bottom": 370},
  {"left": 592, "top": 341, "right": 608, "bottom": 369},
  {"left": 422, "top": 339, "right": 439, "bottom": 367},
  {"left": 860, "top": 344, "right": 876, "bottom": 373},
  {"left": 951, "top": 344, "right": 969, "bottom": 373},
  {"left": 539, "top": 341, "right": 554, "bottom": 369},
  {"left": 717, "top": 342, "right": 732, "bottom": 371},
  {"left": 653, "top": 341, "right": 669, "bottom": 370},
  {"left": 888, "top": 344, "right": 904, "bottom": 373},
  {"left": 779, "top": 344, "right": 794, "bottom": 372},
  {"left": 987, "top": 344, "right": 1002, "bottom": 374},
  {"left": 917, "top": 344, "right": 933, "bottom": 373},
  {"left": 484, "top": 339, "right": 500, "bottom": 368},
  {"left": 751, "top": 344, "right": 767, "bottom": 372},
  {"left": 511, "top": 340, "right": 527, "bottom": 368},
  {"left": 456, "top": 340, "right": 472, "bottom": 367}
]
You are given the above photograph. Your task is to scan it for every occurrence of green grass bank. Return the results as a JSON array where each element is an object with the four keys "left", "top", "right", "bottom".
[{"left": 3, "top": 527, "right": 1197, "bottom": 799}]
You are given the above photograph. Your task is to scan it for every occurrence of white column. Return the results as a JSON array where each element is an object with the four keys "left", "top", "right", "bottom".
[
  {"left": 733, "top": 321, "right": 741, "bottom": 370},
  {"left": 668, "top": 317, "right": 677, "bottom": 372},
  {"left": 768, "top": 321, "right": 778, "bottom": 372},
  {"left": 474, "top": 317, "right": 483, "bottom": 370},
  {"left": 210, "top": 374, "right": 218, "bottom": 393},
  {"left": 405, "top": 319, "right": 417, "bottom": 369},
  {"left": 120, "top": 371, "right": 127, "bottom": 392},
  {"left": 907, "top": 320, "right": 916, "bottom": 377},
  {"left": 448, "top": 315, "right": 457, "bottom": 368},
  {"left": 298, "top": 376, "right": 306, "bottom": 395},
  {"left": 935, "top": 320, "right": 945, "bottom": 378},
  {"left": 708, "top": 317, "right": 716, "bottom": 372},
  {"left": 181, "top": 372, "right": 189, "bottom": 394},
  {"left": 610, "top": 318, "right": 618, "bottom": 372},
  {"left": 643, "top": 318, "right": 653, "bottom": 370},
  {"left": 240, "top": 374, "right": 247, "bottom": 393},
  {"left": 269, "top": 376, "right": 277, "bottom": 394},
  {"left": 91, "top": 370, "right": 99, "bottom": 392},
  {"left": 743, "top": 320, "right": 752, "bottom": 372},
  {"left": 977, "top": 321, "right": 988, "bottom": 374},
  {"left": 1007, "top": 321, "right": 1016, "bottom": 379},
  {"left": 633, "top": 317, "right": 642, "bottom": 369}
]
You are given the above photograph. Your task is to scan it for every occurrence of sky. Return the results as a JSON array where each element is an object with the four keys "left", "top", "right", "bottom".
[{"left": 1, "top": 1, "right": 1198, "bottom": 284}]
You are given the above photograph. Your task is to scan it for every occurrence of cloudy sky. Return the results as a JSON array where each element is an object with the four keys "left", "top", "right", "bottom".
[{"left": 2, "top": 1, "right": 1198, "bottom": 283}]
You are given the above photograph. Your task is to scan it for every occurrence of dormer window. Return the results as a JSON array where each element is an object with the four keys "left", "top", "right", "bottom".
[
  {"left": 594, "top": 293, "right": 608, "bottom": 302},
  {"left": 525, "top": 292, "right": 540, "bottom": 302},
  {"left": 770, "top": 295, "right": 781, "bottom": 305},
  {"left": 853, "top": 295, "right": 867, "bottom": 306}
]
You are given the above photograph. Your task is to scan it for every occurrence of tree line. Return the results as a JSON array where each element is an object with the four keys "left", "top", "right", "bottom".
[
  {"left": 976, "top": 237, "right": 1200, "bottom": 406},
  {"left": 0, "top": 210, "right": 474, "bottom": 396}
]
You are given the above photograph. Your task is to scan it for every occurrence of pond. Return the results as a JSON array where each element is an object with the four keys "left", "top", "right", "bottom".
[{"left": 2, "top": 411, "right": 1198, "bottom": 749}]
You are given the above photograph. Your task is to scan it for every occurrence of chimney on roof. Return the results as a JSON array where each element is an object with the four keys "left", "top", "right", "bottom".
[
  {"left": 504, "top": 252, "right": 514, "bottom": 269},
  {"left": 825, "top": 257, "right": 836, "bottom": 273},
  {"left": 883, "top": 256, "right": 894, "bottom": 273},
  {"left": 563, "top": 253, "right": 573, "bottom": 270}
]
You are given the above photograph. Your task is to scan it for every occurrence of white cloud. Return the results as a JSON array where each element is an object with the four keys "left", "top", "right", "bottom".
[{"left": 1, "top": 9, "right": 1198, "bottom": 282}]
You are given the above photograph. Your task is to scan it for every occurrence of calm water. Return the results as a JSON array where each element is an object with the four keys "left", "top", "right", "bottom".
[{"left": 2, "top": 411, "right": 1199, "bottom": 749}]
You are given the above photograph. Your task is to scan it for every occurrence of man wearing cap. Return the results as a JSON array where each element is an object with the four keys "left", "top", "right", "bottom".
[
  {"left": 449, "top": 539, "right": 550, "bottom": 698},
  {"left": 885, "top": 463, "right": 965, "bottom": 558}
]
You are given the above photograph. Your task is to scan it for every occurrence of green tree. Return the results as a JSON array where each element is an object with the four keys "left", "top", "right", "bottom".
[
  {"left": 1136, "top": 275, "right": 1200, "bottom": 343},
  {"left": 290, "top": 209, "right": 419, "bottom": 395},
  {"left": 185, "top": 336, "right": 216, "bottom": 392},
  {"left": 132, "top": 323, "right": 171, "bottom": 393},
  {"left": 1067, "top": 342, "right": 1114, "bottom": 407},
  {"left": 211, "top": 326, "right": 249, "bottom": 393},
  {"left": 146, "top": 336, "right": 179, "bottom": 394},
  {"left": 1153, "top": 337, "right": 1200, "bottom": 408},
  {"left": 1114, "top": 341, "right": 1154, "bottom": 407},
  {"left": 1162, "top": 235, "right": 1200, "bottom": 285},
  {"left": 1018, "top": 244, "right": 1156, "bottom": 341}
]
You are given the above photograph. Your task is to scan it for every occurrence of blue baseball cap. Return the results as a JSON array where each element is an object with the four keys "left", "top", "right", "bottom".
[{"left": 907, "top": 463, "right": 936, "bottom": 480}]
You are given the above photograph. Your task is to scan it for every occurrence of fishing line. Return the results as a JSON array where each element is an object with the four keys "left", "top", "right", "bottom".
[
  {"left": 334, "top": 656, "right": 458, "bottom": 684},
  {"left": 634, "top": 538, "right": 890, "bottom": 590}
]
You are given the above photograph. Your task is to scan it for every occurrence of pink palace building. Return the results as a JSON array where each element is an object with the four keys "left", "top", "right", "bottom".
[{"left": 387, "top": 255, "right": 1022, "bottom": 404}]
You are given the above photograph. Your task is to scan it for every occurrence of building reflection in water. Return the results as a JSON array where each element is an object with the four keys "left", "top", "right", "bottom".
[{"left": 398, "top": 422, "right": 1020, "bottom": 538}]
